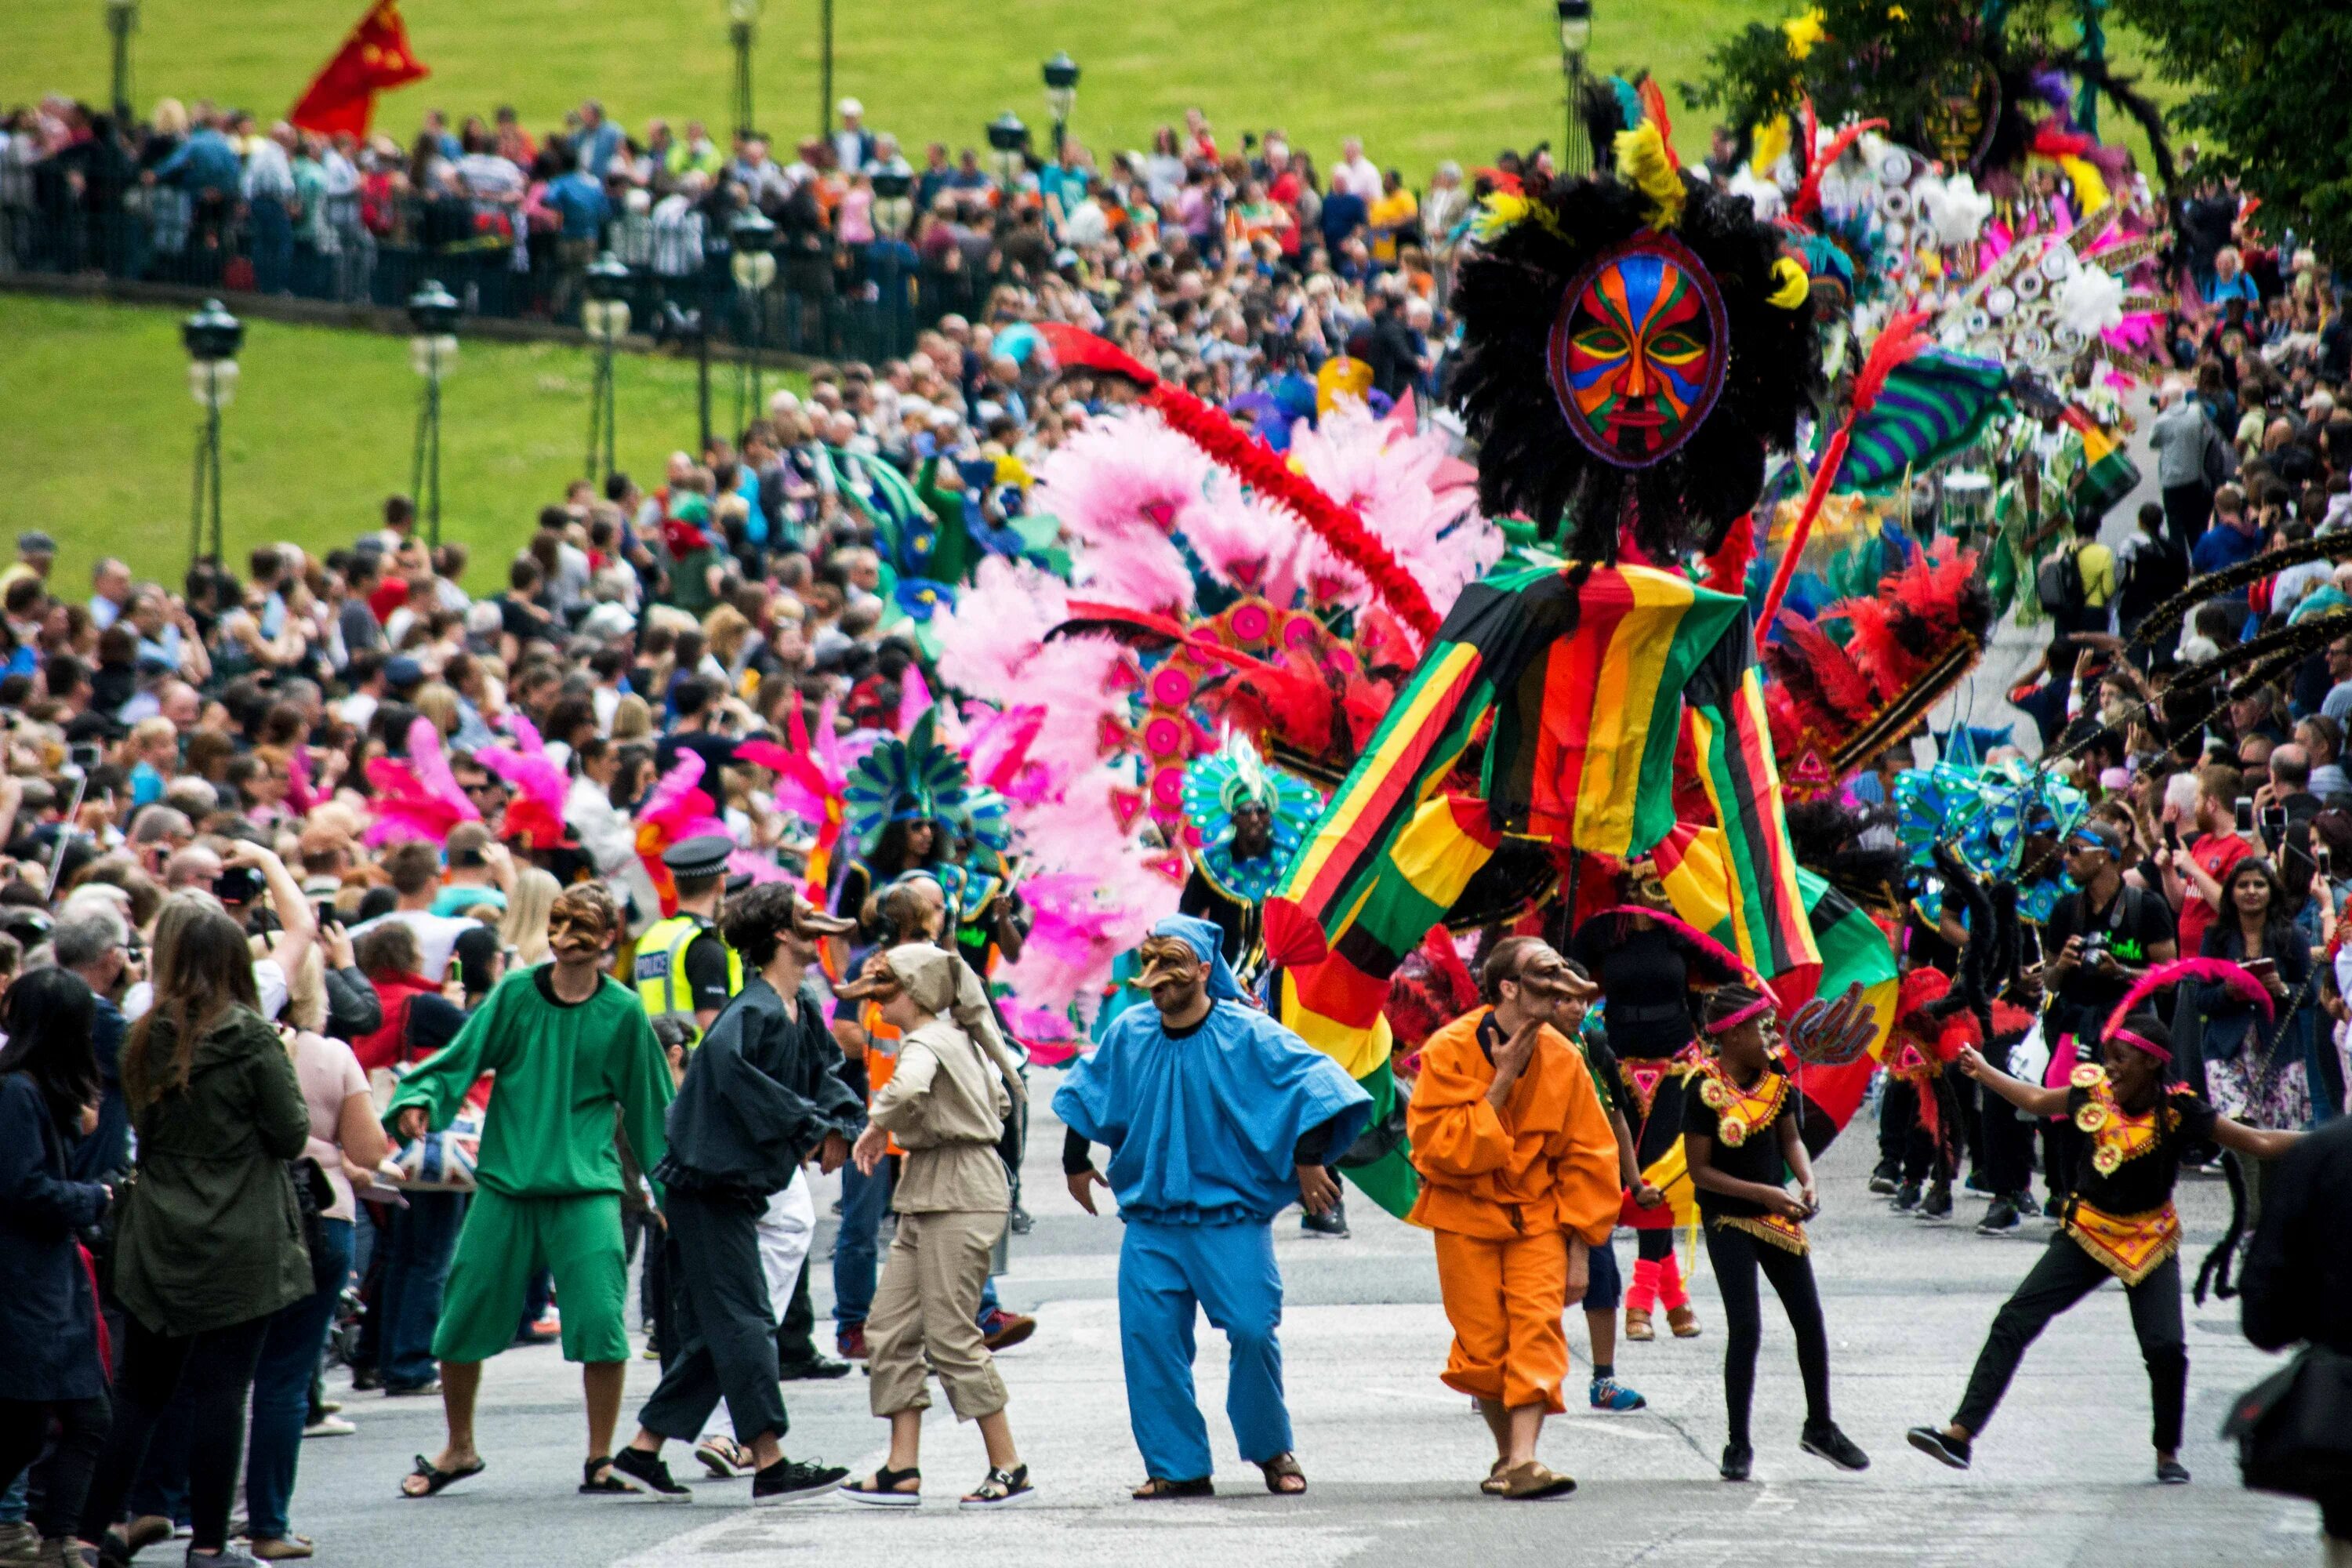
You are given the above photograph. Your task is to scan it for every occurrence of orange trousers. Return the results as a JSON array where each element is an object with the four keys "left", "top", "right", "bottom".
[{"left": 1432, "top": 1228, "right": 1570, "bottom": 1414}]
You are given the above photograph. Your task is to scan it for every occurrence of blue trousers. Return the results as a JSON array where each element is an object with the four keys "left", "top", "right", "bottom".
[
  {"left": 244, "top": 1220, "right": 351, "bottom": 1541},
  {"left": 378, "top": 1191, "right": 465, "bottom": 1387},
  {"left": 1118, "top": 1219, "right": 1290, "bottom": 1483}
]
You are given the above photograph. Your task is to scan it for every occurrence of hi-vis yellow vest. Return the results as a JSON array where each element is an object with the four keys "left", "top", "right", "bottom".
[{"left": 632, "top": 913, "right": 741, "bottom": 1042}]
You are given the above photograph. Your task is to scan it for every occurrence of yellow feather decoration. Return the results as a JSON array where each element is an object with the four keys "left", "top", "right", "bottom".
[
  {"left": 1613, "top": 121, "right": 1686, "bottom": 230},
  {"left": 1767, "top": 256, "right": 1811, "bottom": 309},
  {"left": 1470, "top": 190, "right": 1531, "bottom": 242},
  {"left": 1783, "top": 9, "right": 1827, "bottom": 59},
  {"left": 1748, "top": 114, "right": 1791, "bottom": 180}
]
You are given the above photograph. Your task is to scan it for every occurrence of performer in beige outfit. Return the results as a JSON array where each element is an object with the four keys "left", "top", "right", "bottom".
[{"left": 838, "top": 943, "right": 1034, "bottom": 1509}]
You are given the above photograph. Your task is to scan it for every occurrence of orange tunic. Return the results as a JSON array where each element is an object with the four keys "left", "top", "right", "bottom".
[{"left": 1406, "top": 1009, "right": 1623, "bottom": 1244}]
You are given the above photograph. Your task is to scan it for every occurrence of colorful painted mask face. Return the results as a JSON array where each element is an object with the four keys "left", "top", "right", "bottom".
[{"left": 1546, "top": 234, "right": 1727, "bottom": 468}]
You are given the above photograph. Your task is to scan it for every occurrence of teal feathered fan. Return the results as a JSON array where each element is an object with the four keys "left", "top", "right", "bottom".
[{"left": 843, "top": 707, "right": 979, "bottom": 855}]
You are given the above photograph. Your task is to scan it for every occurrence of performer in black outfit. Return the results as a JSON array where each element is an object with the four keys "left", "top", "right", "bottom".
[{"left": 1570, "top": 867, "right": 1740, "bottom": 1340}]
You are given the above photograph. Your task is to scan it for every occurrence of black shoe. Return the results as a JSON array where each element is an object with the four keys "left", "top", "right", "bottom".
[
  {"left": 381, "top": 1379, "right": 441, "bottom": 1397},
  {"left": 2042, "top": 1192, "right": 2068, "bottom": 1219},
  {"left": 2155, "top": 1457, "right": 2190, "bottom": 1485},
  {"left": 1976, "top": 1196, "right": 2021, "bottom": 1235},
  {"left": 778, "top": 1352, "right": 852, "bottom": 1381},
  {"left": 1867, "top": 1159, "right": 1898, "bottom": 1196},
  {"left": 1892, "top": 1181, "right": 1922, "bottom": 1211},
  {"left": 753, "top": 1457, "right": 849, "bottom": 1505},
  {"left": 348, "top": 1367, "right": 381, "bottom": 1392},
  {"left": 1906, "top": 1425, "right": 1972, "bottom": 1470},
  {"left": 1719, "top": 1443, "right": 1753, "bottom": 1482},
  {"left": 1919, "top": 1183, "right": 1953, "bottom": 1220},
  {"left": 1300, "top": 1199, "right": 1349, "bottom": 1238},
  {"left": 599, "top": 1446, "right": 693, "bottom": 1501},
  {"left": 1801, "top": 1422, "right": 1870, "bottom": 1472}
]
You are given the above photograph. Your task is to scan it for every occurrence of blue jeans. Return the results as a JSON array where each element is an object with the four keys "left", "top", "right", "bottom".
[
  {"left": 830, "top": 1158, "right": 893, "bottom": 1333},
  {"left": 245, "top": 1219, "right": 352, "bottom": 1543},
  {"left": 378, "top": 1192, "right": 466, "bottom": 1388}
]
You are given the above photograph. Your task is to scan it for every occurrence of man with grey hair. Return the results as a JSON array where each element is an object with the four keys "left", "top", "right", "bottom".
[
  {"left": 163, "top": 843, "right": 225, "bottom": 892},
  {"left": 2150, "top": 377, "right": 2234, "bottom": 556},
  {"left": 127, "top": 805, "right": 194, "bottom": 878},
  {"left": 53, "top": 906, "right": 135, "bottom": 1178}
]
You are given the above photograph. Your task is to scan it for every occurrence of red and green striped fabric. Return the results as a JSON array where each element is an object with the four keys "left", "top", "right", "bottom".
[{"left": 1265, "top": 561, "right": 1819, "bottom": 1100}]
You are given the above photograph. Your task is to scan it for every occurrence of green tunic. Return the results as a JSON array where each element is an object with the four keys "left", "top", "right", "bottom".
[{"left": 385, "top": 968, "right": 673, "bottom": 1199}]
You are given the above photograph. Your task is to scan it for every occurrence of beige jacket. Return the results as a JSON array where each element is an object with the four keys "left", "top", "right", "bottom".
[{"left": 869, "top": 1016, "right": 1012, "bottom": 1213}]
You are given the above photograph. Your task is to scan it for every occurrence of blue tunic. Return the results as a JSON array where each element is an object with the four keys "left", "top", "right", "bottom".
[{"left": 1054, "top": 1000, "right": 1371, "bottom": 1228}]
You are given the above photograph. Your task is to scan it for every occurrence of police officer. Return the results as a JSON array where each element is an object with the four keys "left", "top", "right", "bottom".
[{"left": 635, "top": 835, "right": 741, "bottom": 1042}]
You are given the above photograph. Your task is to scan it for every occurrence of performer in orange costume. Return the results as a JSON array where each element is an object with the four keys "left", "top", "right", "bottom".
[{"left": 1406, "top": 937, "right": 1624, "bottom": 1501}]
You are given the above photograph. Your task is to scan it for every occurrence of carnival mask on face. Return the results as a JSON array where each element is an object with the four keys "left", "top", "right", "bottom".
[
  {"left": 547, "top": 898, "right": 612, "bottom": 961},
  {"left": 1547, "top": 234, "right": 1727, "bottom": 468}
]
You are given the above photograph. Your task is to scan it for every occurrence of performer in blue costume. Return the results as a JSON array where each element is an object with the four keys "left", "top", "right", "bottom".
[{"left": 1055, "top": 916, "right": 1371, "bottom": 1498}]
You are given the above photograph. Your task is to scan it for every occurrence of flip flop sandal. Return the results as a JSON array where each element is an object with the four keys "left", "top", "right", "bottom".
[
  {"left": 695, "top": 1436, "right": 753, "bottom": 1479},
  {"left": 1131, "top": 1476, "right": 1214, "bottom": 1500},
  {"left": 401, "top": 1454, "right": 485, "bottom": 1498},
  {"left": 1499, "top": 1461, "right": 1577, "bottom": 1501},
  {"left": 1260, "top": 1454, "right": 1308, "bottom": 1495}
]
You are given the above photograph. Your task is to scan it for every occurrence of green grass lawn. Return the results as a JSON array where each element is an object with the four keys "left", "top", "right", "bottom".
[
  {"left": 0, "top": 293, "right": 778, "bottom": 588},
  {"left": 9, "top": 0, "right": 1793, "bottom": 169}
]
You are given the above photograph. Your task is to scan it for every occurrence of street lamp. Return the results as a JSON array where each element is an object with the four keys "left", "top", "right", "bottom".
[
  {"left": 406, "top": 278, "right": 459, "bottom": 548},
  {"left": 657, "top": 302, "right": 713, "bottom": 456},
  {"left": 1042, "top": 51, "right": 1080, "bottom": 159},
  {"left": 727, "top": 0, "right": 759, "bottom": 139},
  {"left": 582, "top": 252, "right": 632, "bottom": 482},
  {"left": 182, "top": 298, "right": 241, "bottom": 570},
  {"left": 729, "top": 206, "right": 778, "bottom": 433},
  {"left": 985, "top": 111, "right": 1029, "bottom": 193},
  {"left": 104, "top": 0, "right": 138, "bottom": 125},
  {"left": 1557, "top": 0, "right": 1594, "bottom": 175}
]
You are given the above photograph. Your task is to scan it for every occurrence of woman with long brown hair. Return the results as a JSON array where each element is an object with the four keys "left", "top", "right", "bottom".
[{"left": 78, "top": 898, "right": 312, "bottom": 1568}]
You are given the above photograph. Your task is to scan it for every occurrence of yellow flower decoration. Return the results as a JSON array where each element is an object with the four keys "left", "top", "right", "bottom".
[
  {"left": 1700, "top": 1078, "right": 1730, "bottom": 1110},
  {"left": 1719, "top": 1117, "right": 1750, "bottom": 1148},
  {"left": 1782, "top": 9, "right": 1827, "bottom": 59},
  {"left": 2091, "top": 1143, "right": 2124, "bottom": 1176},
  {"left": 2071, "top": 1063, "right": 2106, "bottom": 1089},
  {"left": 1767, "top": 256, "right": 1811, "bottom": 310},
  {"left": 2074, "top": 1101, "right": 2109, "bottom": 1134}
]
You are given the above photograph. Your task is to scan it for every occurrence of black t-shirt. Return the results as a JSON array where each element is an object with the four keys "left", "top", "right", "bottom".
[
  {"left": 2044, "top": 881, "right": 2176, "bottom": 1033},
  {"left": 2066, "top": 1072, "right": 2218, "bottom": 1215},
  {"left": 683, "top": 931, "right": 734, "bottom": 1013},
  {"left": 1682, "top": 1062, "right": 1794, "bottom": 1219},
  {"left": 655, "top": 730, "right": 738, "bottom": 784},
  {"left": 497, "top": 592, "right": 554, "bottom": 644},
  {"left": 405, "top": 992, "right": 470, "bottom": 1055},
  {"left": 1570, "top": 920, "right": 1736, "bottom": 1058}
]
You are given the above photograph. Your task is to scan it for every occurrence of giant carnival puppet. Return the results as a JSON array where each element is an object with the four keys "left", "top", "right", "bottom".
[{"left": 1254, "top": 87, "right": 1938, "bottom": 1231}]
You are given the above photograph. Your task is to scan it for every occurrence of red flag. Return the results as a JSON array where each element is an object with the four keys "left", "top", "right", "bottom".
[{"left": 289, "top": 0, "right": 429, "bottom": 138}]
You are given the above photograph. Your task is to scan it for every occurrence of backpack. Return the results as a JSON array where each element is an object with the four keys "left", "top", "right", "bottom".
[{"left": 2037, "top": 545, "right": 2087, "bottom": 618}]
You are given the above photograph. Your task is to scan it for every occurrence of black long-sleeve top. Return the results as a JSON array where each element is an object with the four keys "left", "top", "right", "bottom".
[
  {"left": 654, "top": 975, "right": 864, "bottom": 1197},
  {"left": 2241, "top": 1117, "right": 2352, "bottom": 1356}
]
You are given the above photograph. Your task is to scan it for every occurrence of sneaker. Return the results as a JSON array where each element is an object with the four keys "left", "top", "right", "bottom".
[
  {"left": 1299, "top": 1199, "right": 1349, "bottom": 1238},
  {"left": 753, "top": 1457, "right": 850, "bottom": 1506},
  {"left": 184, "top": 1549, "right": 264, "bottom": 1568},
  {"left": 1800, "top": 1422, "right": 1871, "bottom": 1471},
  {"left": 347, "top": 1367, "right": 381, "bottom": 1392},
  {"left": 836, "top": 1325, "right": 869, "bottom": 1362},
  {"left": 1589, "top": 1376, "right": 1647, "bottom": 1412},
  {"left": 124, "top": 1518, "right": 180, "bottom": 1555},
  {"left": 0, "top": 1523, "right": 34, "bottom": 1567},
  {"left": 2042, "top": 1192, "right": 2067, "bottom": 1219},
  {"left": 1867, "top": 1158, "right": 1899, "bottom": 1196},
  {"left": 1719, "top": 1443, "right": 1753, "bottom": 1482},
  {"left": 381, "top": 1380, "right": 440, "bottom": 1398},
  {"left": 980, "top": 1309, "right": 1036, "bottom": 1351},
  {"left": 593, "top": 1448, "right": 693, "bottom": 1501},
  {"left": 2155, "top": 1457, "right": 2191, "bottom": 1485},
  {"left": 640, "top": 1336, "right": 662, "bottom": 1360},
  {"left": 1963, "top": 1170, "right": 1991, "bottom": 1194},
  {"left": 1976, "top": 1196, "right": 2021, "bottom": 1236},
  {"left": 778, "top": 1352, "right": 851, "bottom": 1381},
  {"left": 1905, "top": 1425, "right": 1972, "bottom": 1470},
  {"left": 1918, "top": 1183, "right": 1953, "bottom": 1220},
  {"left": 1892, "top": 1181, "right": 1922, "bottom": 1211},
  {"left": 302, "top": 1415, "right": 356, "bottom": 1438},
  {"left": 316, "top": 1399, "right": 343, "bottom": 1415}
]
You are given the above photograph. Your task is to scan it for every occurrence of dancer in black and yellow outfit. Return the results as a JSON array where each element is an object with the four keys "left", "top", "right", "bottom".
[
  {"left": 1907, "top": 958, "right": 2303, "bottom": 1485},
  {"left": 1684, "top": 984, "right": 1871, "bottom": 1482}
]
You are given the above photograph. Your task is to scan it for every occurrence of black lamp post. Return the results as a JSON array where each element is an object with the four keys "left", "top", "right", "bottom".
[
  {"left": 985, "top": 111, "right": 1029, "bottom": 192},
  {"left": 1557, "top": 0, "right": 1594, "bottom": 174},
  {"left": 182, "top": 299, "right": 241, "bottom": 570},
  {"left": 659, "top": 302, "right": 713, "bottom": 456},
  {"left": 583, "top": 252, "right": 633, "bottom": 481},
  {"left": 1042, "top": 51, "right": 1080, "bottom": 160},
  {"left": 406, "top": 278, "right": 459, "bottom": 548},
  {"left": 728, "top": 0, "right": 760, "bottom": 138},
  {"left": 818, "top": 0, "right": 834, "bottom": 140},
  {"left": 730, "top": 205, "right": 778, "bottom": 433},
  {"left": 105, "top": 0, "right": 138, "bottom": 124}
]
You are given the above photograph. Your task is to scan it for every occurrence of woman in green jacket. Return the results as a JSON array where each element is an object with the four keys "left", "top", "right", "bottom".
[{"left": 78, "top": 899, "right": 313, "bottom": 1568}]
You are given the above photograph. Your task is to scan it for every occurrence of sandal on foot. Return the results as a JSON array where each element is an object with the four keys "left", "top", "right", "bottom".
[
  {"left": 1498, "top": 1461, "right": 1577, "bottom": 1501},
  {"left": 838, "top": 1465, "right": 921, "bottom": 1508},
  {"left": 1623, "top": 1308, "right": 1655, "bottom": 1342},
  {"left": 401, "top": 1454, "right": 485, "bottom": 1498},
  {"left": 1260, "top": 1453, "right": 1307, "bottom": 1495},
  {"left": 694, "top": 1436, "right": 753, "bottom": 1479},
  {"left": 1131, "top": 1476, "right": 1214, "bottom": 1500},
  {"left": 1666, "top": 1305, "right": 1701, "bottom": 1338},
  {"left": 1479, "top": 1458, "right": 1511, "bottom": 1496},
  {"left": 960, "top": 1465, "right": 1036, "bottom": 1509}
]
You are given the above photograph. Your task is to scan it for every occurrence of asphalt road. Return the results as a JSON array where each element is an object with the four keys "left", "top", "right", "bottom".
[{"left": 265, "top": 1063, "right": 2327, "bottom": 1568}]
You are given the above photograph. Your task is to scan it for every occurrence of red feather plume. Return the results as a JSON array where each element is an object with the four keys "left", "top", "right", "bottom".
[
  {"left": 1849, "top": 309, "right": 1933, "bottom": 418},
  {"left": 2102, "top": 957, "right": 2274, "bottom": 1043},
  {"left": 1790, "top": 118, "right": 1889, "bottom": 222},
  {"left": 1770, "top": 610, "right": 1877, "bottom": 722},
  {"left": 1700, "top": 510, "right": 1754, "bottom": 595}
]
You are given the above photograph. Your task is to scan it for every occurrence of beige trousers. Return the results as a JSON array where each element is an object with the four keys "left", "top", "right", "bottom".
[{"left": 865, "top": 1208, "right": 1010, "bottom": 1420}]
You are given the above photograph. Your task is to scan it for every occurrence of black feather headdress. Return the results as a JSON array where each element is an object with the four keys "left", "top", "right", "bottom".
[{"left": 1449, "top": 136, "right": 1821, "bottom": 564}]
